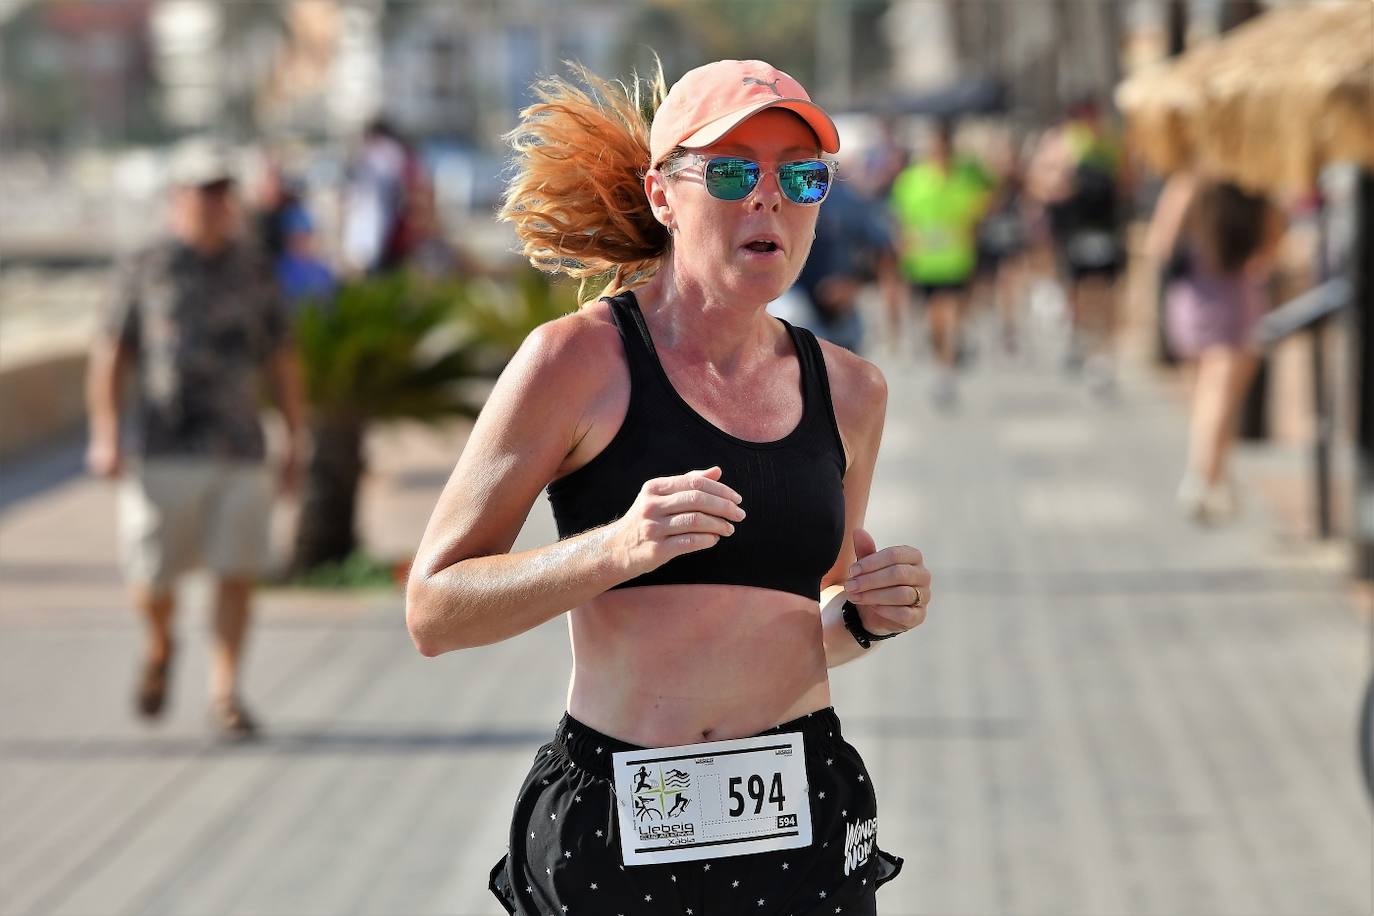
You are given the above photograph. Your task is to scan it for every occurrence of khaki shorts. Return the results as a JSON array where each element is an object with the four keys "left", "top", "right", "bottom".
[{"left": 118, "top": 459, "right": 273, "bottom": 590}]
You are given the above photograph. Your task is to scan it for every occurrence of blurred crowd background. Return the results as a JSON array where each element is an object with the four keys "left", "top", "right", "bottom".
[{"left": 0, "top": 0, "right": 1370, "bottom": 580}]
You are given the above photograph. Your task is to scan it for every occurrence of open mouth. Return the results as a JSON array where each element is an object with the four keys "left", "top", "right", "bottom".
[{"left": 743, "top": 239, "right": 781, "bottom": 253}]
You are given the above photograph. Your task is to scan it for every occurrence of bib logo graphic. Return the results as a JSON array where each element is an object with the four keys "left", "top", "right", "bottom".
[
  {"left": 842, "top": 816, "right": 878, "bottom": 876},
  {"left": 742, "top": 76, "right": 783, "bottom": 97},
  {"left": 632, "top": 765, "right": 692, "bottom": 824}
]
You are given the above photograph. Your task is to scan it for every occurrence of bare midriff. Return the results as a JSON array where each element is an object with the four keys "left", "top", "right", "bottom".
[{"left": 566, "top": 583, "right": 832, "bottom": 748}]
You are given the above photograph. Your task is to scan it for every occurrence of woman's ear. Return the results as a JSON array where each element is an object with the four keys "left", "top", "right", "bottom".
[{"left": 644, "top": 169, "right": 673, "bottom": 228}]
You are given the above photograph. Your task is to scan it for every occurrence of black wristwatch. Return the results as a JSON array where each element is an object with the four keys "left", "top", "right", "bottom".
[{"left": 842, "top": 600, "right": 899, "bottom": 649}]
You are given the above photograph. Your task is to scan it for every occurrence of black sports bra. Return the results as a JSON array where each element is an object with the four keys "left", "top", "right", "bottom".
[{"left": 545, "top": 291, "right": 847, "bottom": 600}]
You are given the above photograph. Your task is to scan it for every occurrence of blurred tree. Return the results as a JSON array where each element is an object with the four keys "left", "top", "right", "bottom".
[{"left": 289, "top": 267, "right": 577, "bottom": 572}]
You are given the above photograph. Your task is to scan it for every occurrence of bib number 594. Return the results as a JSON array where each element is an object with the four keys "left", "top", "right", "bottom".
[{"left": 728, "top": 773, "right": 787, "bottom": 817}]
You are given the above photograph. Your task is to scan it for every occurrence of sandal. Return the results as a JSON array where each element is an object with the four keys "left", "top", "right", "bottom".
[
  {"left": 209, "top": 695, "right": 259, "bottom": 741},
  {"left": 135, "top": 648, "right": 173, "bottom": 719}
]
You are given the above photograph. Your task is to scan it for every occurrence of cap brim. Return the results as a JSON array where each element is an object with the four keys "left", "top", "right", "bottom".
[{"left": 679, "top": 98, "right": 840, "bottom": 155}]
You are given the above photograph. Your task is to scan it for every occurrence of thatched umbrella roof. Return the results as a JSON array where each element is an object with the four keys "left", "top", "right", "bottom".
[{"left": 1116, "top": 2, "right": 1373, "bottom": 194}]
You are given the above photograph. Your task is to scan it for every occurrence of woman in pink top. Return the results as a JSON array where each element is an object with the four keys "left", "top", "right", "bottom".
[{"left": 1147, "top": 173, "right": 1287, "bottom": 523}]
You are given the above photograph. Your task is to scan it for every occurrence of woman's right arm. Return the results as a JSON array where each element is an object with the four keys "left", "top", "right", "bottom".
[{"left": 405, "top": 314, "right": 743, "bottom": 656}]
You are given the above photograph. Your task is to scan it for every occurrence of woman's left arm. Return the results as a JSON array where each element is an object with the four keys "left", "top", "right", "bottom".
[{"left": 816, "top": 346, "right": 933, "bottom": 668}]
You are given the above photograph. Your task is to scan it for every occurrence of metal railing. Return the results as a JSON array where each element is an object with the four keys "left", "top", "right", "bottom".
[{"left": 1253, "top": 277, "right": 1352, "bottom": 540}]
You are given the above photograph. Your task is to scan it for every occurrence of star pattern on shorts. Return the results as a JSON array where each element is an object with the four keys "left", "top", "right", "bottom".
[
  {"left": 858, "top": 774, "right": 865, "bottom": 782},
  {"left": 563, "top": 850, "right": 572, "bottom": 859},
  {"left": 819, "top": 890, "right": 828, "bottom": 899},
  {"left": 595, "top": 829, "right": 603, "bottom": 838},
  {"left": 550, "top": 813, "right": 557, "bottom": 820},
  {"left": 590, "top": 883, "right": 598, "bottom": 890},
  {"left": 757, "top": 898, "right": 766, "bottom": 907},
  {"left": 826, "top": 758, "right": 834, "bottom": 765},
  {"left": 817, "top": 791, "right": 826, "bottom": 799},
  {"left": 732, "top": 880, "right": 740, "bottom": 888},
  {"left": 781, "top": 862, "right": 789, "bottom": 870},
  {"left": 644, "top": 894, "right": 653, "bottom": 903}
]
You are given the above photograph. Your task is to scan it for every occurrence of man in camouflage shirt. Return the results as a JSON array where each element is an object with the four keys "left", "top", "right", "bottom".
[{"left": 86, "top": 138, "right": 306, "bottom": 740}]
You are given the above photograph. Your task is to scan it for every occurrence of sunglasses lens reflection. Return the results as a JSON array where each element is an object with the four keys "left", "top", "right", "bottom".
[
  {"left": 704, "top": 158, "right": 760, "bottom": 201},
  {"left": 778, "top": 160, "right": 831, "bottom": 204}
]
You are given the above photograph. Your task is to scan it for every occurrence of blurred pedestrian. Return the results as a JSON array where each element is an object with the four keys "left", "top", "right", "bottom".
[
  {"left": 792, "top": 175, "right": 902, "bottom": 353},
  {"left": 890, "top": 119, "right": 991, "bottom": 407},
  {"left": 973, "top": 131, "right": 1032, "bottom": 355},
  {"left": 249, "top": 153, "right": 299, "bottom": 262},
  {"left": 275, "top": 201, "right": 338, "bottom": 308},
  {"left": 403, "top": 175, "right": 465, "bottom": 282},
  {"left": 341, "top": 119, "right": 425, "bottom": 275},
  {"left": 1029, "top": 100, "right": 1128, "bottom": 395},
  {"left": 84, "top": 137, "right": 307, "bottom": 739},
  {"left": 408, "top": 58, "right": 921, "bottom": 914},
  {"left": 1146, "top": 172, "right": 1287, "bottom": 523}
]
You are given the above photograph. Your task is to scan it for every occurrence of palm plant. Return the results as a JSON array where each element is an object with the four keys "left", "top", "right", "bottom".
[{"left": 289, "top": 268, "right": 576, "bottom": 573}]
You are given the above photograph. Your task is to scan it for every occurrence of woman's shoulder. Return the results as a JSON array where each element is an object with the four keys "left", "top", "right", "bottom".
[
  {"left": 815, "top": 338, "right": 886, "bottom": 403},
  {"left": 814, "top": 338, "right": 888, "bottom": 438},
  {"left": 514, "top": 297, "right": 625, "bottom": 383}
]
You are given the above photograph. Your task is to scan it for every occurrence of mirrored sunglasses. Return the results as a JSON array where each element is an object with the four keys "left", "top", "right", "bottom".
[{"left": 662, "top": 155, "right": 837, "bottom": 205}]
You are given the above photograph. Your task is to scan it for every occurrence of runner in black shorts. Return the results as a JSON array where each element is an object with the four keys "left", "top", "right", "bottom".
[
  {"left": 913, "top": 279, "right": 972, "bottom": 301},
  {"left": 408, "top": 58, "right": 932, "bottom": 915}
]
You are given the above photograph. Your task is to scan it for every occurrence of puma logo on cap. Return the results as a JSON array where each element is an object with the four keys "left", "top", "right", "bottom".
[{"left": 742, "top": 76, "right": 783, "bottom": 97}]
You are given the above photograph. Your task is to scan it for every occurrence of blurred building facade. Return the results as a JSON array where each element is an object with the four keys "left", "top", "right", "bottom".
[{"left": 0, "top": 0, "right": 1328, "bottom": 152}]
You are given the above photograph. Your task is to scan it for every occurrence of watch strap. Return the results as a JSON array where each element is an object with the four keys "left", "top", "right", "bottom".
[{"left": 842, "top": 599, "right": 899, "bottom": 649}]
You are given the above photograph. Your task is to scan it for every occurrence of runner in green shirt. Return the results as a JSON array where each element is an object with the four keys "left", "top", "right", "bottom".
[{"left": 890, "top": 121, "right": 990, "bottom": 408}]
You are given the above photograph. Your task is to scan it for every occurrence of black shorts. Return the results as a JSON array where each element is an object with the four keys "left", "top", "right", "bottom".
[
  {"left": 1058, "top": 230, "right": 1125, "bottom": 283},
  {"left": 912, "top": 280, "right": 971, "bottom": 301},
  {"left": 490, "top": 707, "right": 903, "bottom": 915}
]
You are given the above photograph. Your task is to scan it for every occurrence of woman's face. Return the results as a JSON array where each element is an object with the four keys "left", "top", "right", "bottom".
[{"left": 651, "top": 109, "right": 823, "bottom": 306}]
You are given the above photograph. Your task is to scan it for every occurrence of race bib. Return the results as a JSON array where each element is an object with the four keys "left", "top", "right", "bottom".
[{"left": 611, "top": 731, "right": 813, "bottom": 866}]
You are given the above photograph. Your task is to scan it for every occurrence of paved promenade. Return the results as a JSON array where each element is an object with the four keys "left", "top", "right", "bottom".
[{"left": 1, "top": 315, "right": 1369, "bottom": 915}]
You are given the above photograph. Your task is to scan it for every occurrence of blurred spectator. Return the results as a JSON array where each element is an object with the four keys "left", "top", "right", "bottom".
[
  {"left": 84, "top": 136, "right": 307, "bottom": 740},
  {"left": 890, "top": 119, "right": 991, "bottom": 408},
  {"left": 250, "top": 154, "right": 301, "bottom": 261},
  {"left": 404, "top": 175, "right": 465, "bottom": 282},
  {"left": 341, "top": 119, "right": 426, "bottom": 275},
  {"left": 973, "top": 131, "right": 1032, "bottom": 355},
  {"left": 792, "top": 176, "right": 902, "bottom": 353},
  {"left": 861, "top": 116, "right": 911, "bottom": 201},
  {"left": 1029, "top": 100, "right": 1128, "bottom": 395},
  {"left": 275, "top": 202, "right": 338, "bottom": 307},
  {"left": 1146, "top": 173, "right": 1287, "bottom": 524}
]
